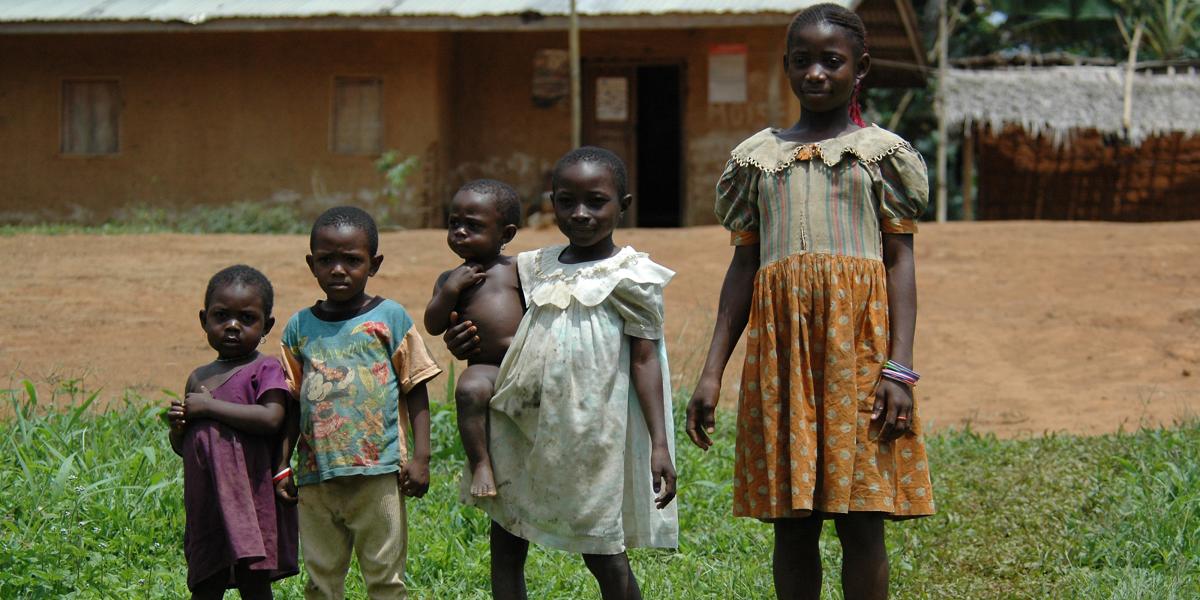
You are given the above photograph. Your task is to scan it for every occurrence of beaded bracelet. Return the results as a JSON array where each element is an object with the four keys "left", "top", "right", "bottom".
[
  {"left": 272, "top": 467, "right": 292, "bottom": 483},
  {"left": 881, "top": 360, "right": 920, "bottom": 386}
]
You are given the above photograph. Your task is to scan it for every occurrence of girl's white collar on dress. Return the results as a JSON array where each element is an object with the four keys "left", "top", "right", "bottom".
[
  {"left": 525, "top": 245, "right": 674, "bottom": 309},
  {"left": 730, "top": 124, "right": 914, "bottom": 173}
]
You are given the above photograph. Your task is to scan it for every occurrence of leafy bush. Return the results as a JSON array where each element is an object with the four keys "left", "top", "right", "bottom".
[
  {"left": 0, "top": 201, "right": 308, "bottom": 236},
  {"left": 118, "top": 201, "right": 308, "bottom": 234},
  {"left": 374, "top": 150, "right": 423, "bottom": 228}
]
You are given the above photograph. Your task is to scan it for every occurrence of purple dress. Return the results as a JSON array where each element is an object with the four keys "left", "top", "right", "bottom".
[{"left": 181, "top": 356, "right": 299, "bottom": 590}]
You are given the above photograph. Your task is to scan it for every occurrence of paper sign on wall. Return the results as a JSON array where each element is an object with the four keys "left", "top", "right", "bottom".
[
  {"left": 708, "top": 43, "right": 748, "bottom": 103},
  {"left": 595, "top": 76, "right": 629, "bottom": 122}
]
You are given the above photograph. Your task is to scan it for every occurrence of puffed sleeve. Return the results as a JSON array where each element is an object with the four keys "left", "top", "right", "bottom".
[
  {"left": 610, "top": 279, "right": 667, "bottom": 340},
  {"left": 877, "top": 144, "right": 930, "bottom": 234},
  {"left": 714, "top": 158, "right": 761, "bottom": 246}
]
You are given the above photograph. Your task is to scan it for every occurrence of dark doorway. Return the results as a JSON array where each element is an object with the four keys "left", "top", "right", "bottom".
[
  {"left": 583, "top": 62, "right": 684, "bottom": 227},
  {"left": 634, "top": 65, "right": 682, "bottom": 227}
]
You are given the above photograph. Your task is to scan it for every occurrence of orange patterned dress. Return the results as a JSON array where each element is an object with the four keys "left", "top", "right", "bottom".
[{"left": 716, "top": 126, "right": 935, "bottom": 520}]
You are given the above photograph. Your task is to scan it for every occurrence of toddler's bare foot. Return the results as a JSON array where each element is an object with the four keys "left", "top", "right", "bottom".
[{"left": 470, "top": 461, "right": 497, "bottom": 497}]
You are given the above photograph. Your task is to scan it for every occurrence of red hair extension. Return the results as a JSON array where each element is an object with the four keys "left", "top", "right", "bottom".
[{"left": 848, "top": 81, "right": 866, "bottom": 127}]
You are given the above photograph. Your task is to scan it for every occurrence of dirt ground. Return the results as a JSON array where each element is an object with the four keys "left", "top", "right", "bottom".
[{"left": 2, "top": 221, "right": 1198, "bottom": 437}]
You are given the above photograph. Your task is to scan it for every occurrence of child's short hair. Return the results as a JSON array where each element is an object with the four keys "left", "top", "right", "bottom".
[
  {"left": 458, "top": 179, "right": 522, "bottom": 227},
  {"left": 552, "top": 146, "right": 628, "bottom": 199},
  {"left": 310, "top": 206, "right": 379, "bottom": 255},
  {"left": 205, "top": 264, "right": 275, "bottom": 317},
  {"left": 787, "top": 3, "right": 867, "bottom": 56}
]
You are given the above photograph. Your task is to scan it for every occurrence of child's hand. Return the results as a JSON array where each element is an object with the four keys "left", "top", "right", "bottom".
[
  {"left": 443, "top": 312, "right": 482, "bottom": 360},
  {"left": 872, "top": 379, "right": 914, "bottom": 442},
  {"left": 182, "top": 386, "right": 214, "bottom": 420},
  {"left": 444, "top": 264, "right": 486, "bottom": 293},
  {"left": 167, "top": 400, "right": 188, "bottom": 430},
  {"left": 399, "top": 458, "right": 430, "bottom": 498},
  {"left": 685, "top": 376, "right": 720, "bottom": 450},
  {"left": 650, "top": 445, "right": 677, "bottom": 509},
  {"left": 274, "top": 473, "right": 298, "bottom": 505}
]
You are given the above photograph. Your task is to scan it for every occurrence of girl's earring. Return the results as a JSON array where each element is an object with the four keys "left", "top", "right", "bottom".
[{"left": 259, "top": 336, "right": 268, "bottom": 346}]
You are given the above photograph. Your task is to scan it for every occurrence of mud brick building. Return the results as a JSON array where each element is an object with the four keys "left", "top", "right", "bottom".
[{"left": 0, "top": 0, "right": 926, "bottom": 227}]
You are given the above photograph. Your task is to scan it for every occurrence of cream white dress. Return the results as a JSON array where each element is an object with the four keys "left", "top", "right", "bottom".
[{"left": 467, "top": 245, "right": 679, "bottom": 555}]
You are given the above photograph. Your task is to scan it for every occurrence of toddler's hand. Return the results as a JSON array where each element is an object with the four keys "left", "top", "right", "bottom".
[
  {"left": 445, "top": 264, "right": 487, "bottom": 293},
  {"left": 274, "top": 473, "right": 298, "bottom": 505},
  {"left": 399, "top": 458, "right": 430, "bottom": 498},
  {"left": 650, "top": 445, "right": 677, "bottom": 509},
  {"left": 872, "top": 379, "right": 914, "bottom": 442}
]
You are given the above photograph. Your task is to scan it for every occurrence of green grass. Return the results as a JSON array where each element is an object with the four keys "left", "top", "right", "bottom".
[
  {"left": 1, "top": 377, "right": 1198, "bottom": 599},
  {"left": 0, "top": 202, "right": 309, "bottom": 236}
]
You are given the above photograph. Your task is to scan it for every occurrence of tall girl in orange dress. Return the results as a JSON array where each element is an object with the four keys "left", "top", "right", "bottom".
[{"left": 686, "top": 4, "right": 934, "bottom": 599}]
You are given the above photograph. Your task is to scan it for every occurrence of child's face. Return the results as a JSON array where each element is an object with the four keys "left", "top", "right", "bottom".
[
  {"left": 552, "top": 161, "right": 631, "bottom": 249},
  {"left": 784, "top": 22, "right": 867, "bottom": 114},
  {"left": 447, "top": 190, "right": 516, "bottom": 261},
  {"left": 200, "top": 283, "right": 274, "bottom": 360},
  {"left": 306, "top": 225, "right": 382, "bottom": 304}
]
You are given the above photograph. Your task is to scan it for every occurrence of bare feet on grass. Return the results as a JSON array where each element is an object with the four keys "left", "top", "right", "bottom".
[{"left": 471, "top": 460, "right": 498, "bottom": 497}]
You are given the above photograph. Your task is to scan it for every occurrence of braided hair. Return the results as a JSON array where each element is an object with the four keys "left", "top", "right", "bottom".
[{"left": 786, "top": 3, "right": 869, "bottom": 127}]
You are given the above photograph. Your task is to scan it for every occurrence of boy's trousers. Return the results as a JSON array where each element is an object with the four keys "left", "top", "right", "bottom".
[{"left": 298, "top": 474, "right": 408, "bottom": 600}]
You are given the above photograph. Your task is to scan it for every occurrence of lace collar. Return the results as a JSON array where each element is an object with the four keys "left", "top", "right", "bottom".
[
  {"left": 524, "top": 245, "right": 673, "bottom": 308},
  {"left": 534, "top": 245, "right": 640, "bottom": 281},
  {"left": 730, "top": 125, "right": 913, "bottom": 173}
]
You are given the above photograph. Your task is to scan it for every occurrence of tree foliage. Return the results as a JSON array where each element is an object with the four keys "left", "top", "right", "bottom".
[
  {"left": 865, "top": 0, "right": 1198, "bottom": 219},
  {"left": 988, "top": 0, "right": 1200, "bottom": 59}
]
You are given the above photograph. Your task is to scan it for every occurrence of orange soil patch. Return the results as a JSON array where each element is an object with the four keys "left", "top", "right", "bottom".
[{"left": 1, "top": 222, "right": 1197, "bottom": 437}]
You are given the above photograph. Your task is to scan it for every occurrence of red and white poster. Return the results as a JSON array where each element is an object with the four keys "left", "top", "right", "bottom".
[{"left": 708, "top": 43, "right": 748, "bottom": 103}]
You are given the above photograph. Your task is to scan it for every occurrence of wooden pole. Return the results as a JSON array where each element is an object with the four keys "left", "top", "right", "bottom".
[
  {"left": 569, "top": 0, "right": 582, "bottom": 149},
  {"left": 1122, "top": 21, "right": 1143, "bottom": 140},
  {"left": 961, "top": 123, "right": 974, "bottom": 221},
  {"left": 935, "top": 0, "right": 948, "bottom": 223},
  {"left": 887, "top": 89, "right": 914, "bottom": 132}
]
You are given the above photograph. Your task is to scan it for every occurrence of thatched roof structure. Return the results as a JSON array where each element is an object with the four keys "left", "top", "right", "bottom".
[{"left": 944, "top": 66, "right": 1200, "bottom": 146}]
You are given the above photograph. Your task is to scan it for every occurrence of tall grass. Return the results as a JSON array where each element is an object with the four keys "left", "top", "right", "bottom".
[{"left": 1, "top": 378, "right": 1197, "bottom": 599}]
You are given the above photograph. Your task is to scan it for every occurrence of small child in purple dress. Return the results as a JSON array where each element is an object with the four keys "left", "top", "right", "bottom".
[{"left": 168, "top": 265, "right": 298, "bottom": 599}]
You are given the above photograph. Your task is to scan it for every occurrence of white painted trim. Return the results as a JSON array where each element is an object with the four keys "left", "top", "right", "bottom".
[{"left": 0, "top": 14, "right": 794, "bottom": 34}]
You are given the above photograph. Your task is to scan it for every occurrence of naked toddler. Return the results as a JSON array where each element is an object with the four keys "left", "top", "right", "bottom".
[{"left": 425, "top": 179, "right": 524, "bottom": 497}]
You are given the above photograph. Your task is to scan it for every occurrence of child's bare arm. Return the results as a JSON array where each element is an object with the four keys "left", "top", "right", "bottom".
[
  {"left": 168, "top": 425, "right": 185, "bottom": 456},
  {"left": 875, "top": 233, "right": 916, "bottom": 441},
  {"left": 398, "top": 381, "right": 431, "bottom": 497},
  {"left": 630, "top": 337, "right": 677, "bottom": 509},
  {"left": 168, "top": 407, "right": 186, "bottom": 456},
  {"left": 275, "top": 396, "right": 300, "bottom": 504},
  {"left": 167, "top": 376, "right": 193, "bottom": 456},
  {"left": 686, "top": 244, "right": 760, "bottom": 450},
  {"left": 277, "top": 396, "right": 299, "bottom": 468},
  {"left": 181, "top": 387, "right": 287, "bottom": 435},
  {"left": 425, "top": 267, "right": 485, "bottom": 335},
  {"left": 881, "top": 233, "right": 916, "bottom": 366}
]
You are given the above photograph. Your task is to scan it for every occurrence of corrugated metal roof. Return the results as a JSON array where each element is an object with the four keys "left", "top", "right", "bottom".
[{"left": 0, "top": 0, "right": 851, "bottom": 23}]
